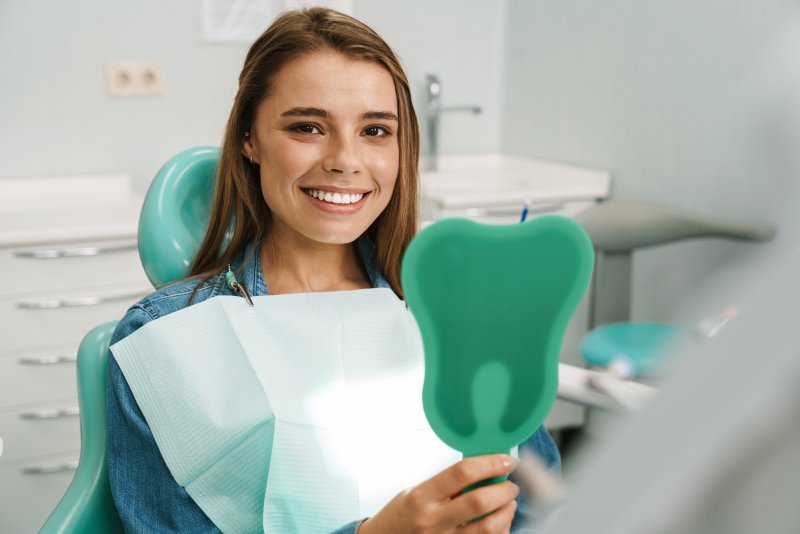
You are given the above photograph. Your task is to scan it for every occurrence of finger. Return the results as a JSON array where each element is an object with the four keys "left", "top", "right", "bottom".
[
  {"left": 418, "top": 454, "right": 517, "bottom": 501},
  {"left": 459, "top": 498, "right": 517, "bottom": 534},
  {"left": 437, "top": 480, "right": 519, "bottom": 527}
]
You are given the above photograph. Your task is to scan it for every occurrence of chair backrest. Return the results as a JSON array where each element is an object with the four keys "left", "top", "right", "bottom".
[
  {"left": 139, "top": 146, "right": 220, "bottom": 286},
  {"left": 41, "top": 147, "right": 220, "bottom": 532}
]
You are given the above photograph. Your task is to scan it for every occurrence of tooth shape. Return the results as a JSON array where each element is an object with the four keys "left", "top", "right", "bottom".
[
  {"left": 401, "top": 216, "right": 594, "bottom": 457},
  {"left": 332, "top": 192, "right": 342, "bottom": 204},
  {"left": 342, "top": 194, "right": 351, "bottom": 204},
  {"left": 324, "top": 192, "right": 333, "bottom": 202}
]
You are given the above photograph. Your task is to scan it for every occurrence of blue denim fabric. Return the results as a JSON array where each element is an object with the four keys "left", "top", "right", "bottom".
[{"left": 107, "top": 238, "right": 560, "bottom": 533}]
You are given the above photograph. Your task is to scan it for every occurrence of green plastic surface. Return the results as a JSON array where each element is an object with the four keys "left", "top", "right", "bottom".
[
  {"left": 581, "top": 322, "right": 686, "bottom": 376},
  {"left": 401, "top": 216, "right": 594, "bottom": 459},
  {"left": 40, "top": 321, "right": 124, "bottom": 534},
  {"left": 138, "top": 146, "right": 219, "bottom": 287}
]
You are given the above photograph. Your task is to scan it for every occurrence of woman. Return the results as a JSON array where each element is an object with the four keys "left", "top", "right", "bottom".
[{"left": 107, "top": 8, "right": 559, "bottom": 533}]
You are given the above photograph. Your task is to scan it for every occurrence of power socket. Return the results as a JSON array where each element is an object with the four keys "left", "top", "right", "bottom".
[{"left": 105, "top": 61, "right": 165, "bottom": 97}]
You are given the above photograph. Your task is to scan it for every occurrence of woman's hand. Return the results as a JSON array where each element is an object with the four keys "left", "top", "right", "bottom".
[{"left": 358, "top": 454, "right": 520, "bottom": 534}]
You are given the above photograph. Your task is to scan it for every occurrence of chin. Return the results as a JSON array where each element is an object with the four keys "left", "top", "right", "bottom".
[{"left": 306, "top": 227, "right": 367, "bottom": 245}]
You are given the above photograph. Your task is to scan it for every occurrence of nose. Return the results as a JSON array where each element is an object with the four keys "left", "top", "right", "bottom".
[{"left": 322, "top": 135, "right": 361, "bottom": 175}]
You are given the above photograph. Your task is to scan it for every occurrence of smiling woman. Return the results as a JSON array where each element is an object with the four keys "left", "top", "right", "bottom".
[
  {"left": 244, "top": 50, "right": 401, "bottom": 288},
  {"left": 105, "top": 7, "right": 559, "bottom": 534},
  {"left": 190, "top": 9, "right": 419, "bottom": 297}
]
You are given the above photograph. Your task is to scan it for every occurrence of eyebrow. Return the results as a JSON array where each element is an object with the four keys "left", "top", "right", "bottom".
[
  {"left": 280, "top": 107, "right": 398, "bottom": 121},
  {"left": 362, "top": 111, "right": 399, "bottom": 121}
]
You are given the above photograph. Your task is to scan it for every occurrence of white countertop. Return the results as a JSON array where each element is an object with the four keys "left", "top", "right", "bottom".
[
  {"left": 421, "top": 153, "right": 611, "bottom": 209},
  {"left": 0, "top": 175, "right": 143, "bottom": 247}
]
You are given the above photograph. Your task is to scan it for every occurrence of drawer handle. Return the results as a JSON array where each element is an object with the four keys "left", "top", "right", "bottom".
[
  {"left": 464, "top": 203, "right": 565, "bottom": 218},
  {"left": 22, "top": 460, "right": 79, "bottom": 475},
  {"left": 16, "top": 289, "right": 147, "bottom": 310},
  {"left": 13, "top": 242, "right": 137, "bottom": 259},
  {"left": 18, "top": 353, "right": 78, "bottom": 365},
  {"left": 20, "top": 406, "right": 80, "bottom": 420}
]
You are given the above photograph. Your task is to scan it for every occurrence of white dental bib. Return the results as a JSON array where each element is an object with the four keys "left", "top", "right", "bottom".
[{"left": 111, "top": 288, "right": 461, "bottom": 533}]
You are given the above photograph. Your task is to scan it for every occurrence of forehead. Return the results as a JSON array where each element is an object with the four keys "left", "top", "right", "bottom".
[{"left": 262, "top": 50, "right": 398, "bottom": 117}]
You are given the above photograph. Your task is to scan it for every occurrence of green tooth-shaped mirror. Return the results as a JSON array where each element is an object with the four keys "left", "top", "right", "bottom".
[{"left": 401, "top": 216, "right": 594, "bottom": 462}]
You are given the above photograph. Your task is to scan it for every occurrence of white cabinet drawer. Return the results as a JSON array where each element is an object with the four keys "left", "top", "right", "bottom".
[
  {"left": 0, "top": 238, "right": 148, "bottom": 297},
  {"left": 0, "top": 282, "right": 149, "bottom": 353},
  {"left": 0, "top": 400, "right": 80, "bottom": 466},
  {"left": 0, "top": 348, "right": 78, "bottom": 410},
  {"left": 0, "top": 452, "right": 79, "bottom": 534}
]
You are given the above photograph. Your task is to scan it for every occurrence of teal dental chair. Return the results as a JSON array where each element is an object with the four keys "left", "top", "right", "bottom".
[
  {"left": 576, "top": 201, "right": 776, "bottom": 378},
  {"left": 40, "top": 146, "right": 219, "bottom": 533}
]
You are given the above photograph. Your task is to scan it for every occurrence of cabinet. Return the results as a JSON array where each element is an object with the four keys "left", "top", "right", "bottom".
[{"left": 0, "top": 175, "right": 150, "bottom": 533}]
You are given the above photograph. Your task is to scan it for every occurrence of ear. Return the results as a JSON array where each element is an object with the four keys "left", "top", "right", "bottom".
[{"left": 241, "top": 131, "right": 256, "bottom": 163}]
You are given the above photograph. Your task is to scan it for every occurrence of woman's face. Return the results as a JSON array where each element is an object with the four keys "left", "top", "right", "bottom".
[{"left": 244, "top": 50, "right": 400, "bottom": 245}]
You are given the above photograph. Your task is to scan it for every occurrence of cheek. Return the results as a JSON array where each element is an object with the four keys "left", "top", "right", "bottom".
[
  {"left": 368, "top": 144, "right": 401, "bottom": 188},
  {"left": 263, "top": 136, "right": 320, "bottom": 176}
]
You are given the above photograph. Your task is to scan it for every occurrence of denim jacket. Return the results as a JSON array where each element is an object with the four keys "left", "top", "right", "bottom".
[{"left": 107, "top": 238, "right": 560, "bottom": 533}]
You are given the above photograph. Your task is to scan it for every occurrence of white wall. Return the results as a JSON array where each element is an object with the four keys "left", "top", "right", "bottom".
[
  {"left": 0, "top": 1, "right": 505, "bottom": 192},
  {"left": 0, "top": 1, "right": 246, "bottom": 191},
  {"left": 501, "top": 0, "right": 800, "bottom": 322}
]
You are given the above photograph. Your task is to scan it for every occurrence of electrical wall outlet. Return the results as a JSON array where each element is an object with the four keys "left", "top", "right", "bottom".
[{"left": 105, "top": 61, "right": 165, "bottom": 97}]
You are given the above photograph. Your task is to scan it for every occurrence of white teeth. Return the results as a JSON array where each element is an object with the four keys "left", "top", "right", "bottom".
[{"left": 305, "top": 189, "right": 365, "bottom": 205}]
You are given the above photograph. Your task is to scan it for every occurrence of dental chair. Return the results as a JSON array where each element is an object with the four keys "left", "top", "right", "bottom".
[
  {"left": 40, "top": 146, "right": 219, "bottom": 533},
  {"left": 576, "top": 201, "right": 776, "bottom": 378}
]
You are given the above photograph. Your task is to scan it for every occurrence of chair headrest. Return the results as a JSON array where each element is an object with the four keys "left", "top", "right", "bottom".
[{"left": 138, "top": 146, "right": 220, "bottom": 287}]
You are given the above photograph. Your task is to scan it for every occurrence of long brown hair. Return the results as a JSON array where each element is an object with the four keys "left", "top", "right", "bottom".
[{"left": 190, "top": 7, "right": 419, "bottom": 297}]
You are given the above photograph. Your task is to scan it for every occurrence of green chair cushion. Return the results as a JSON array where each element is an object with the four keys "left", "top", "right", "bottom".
[{"left": 581, "top": 322, "right": 686, "bottom": 376}]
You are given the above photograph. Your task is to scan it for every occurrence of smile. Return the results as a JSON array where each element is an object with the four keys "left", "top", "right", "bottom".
[{"left": 301, "top": 188, "right": 370, "bottom": 206}]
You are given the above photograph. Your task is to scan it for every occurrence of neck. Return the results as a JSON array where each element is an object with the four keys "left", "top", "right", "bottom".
[{"left": 261, "top": 224, "right": 370, "bottom": 295}]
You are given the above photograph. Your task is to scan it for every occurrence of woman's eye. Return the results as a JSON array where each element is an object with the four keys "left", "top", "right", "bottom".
[
  {"left": 292, "top": 124, "right": 321, "bottom": 134},
  {"left": 364, "top": 126, "right": 390, "bottom": 137}
]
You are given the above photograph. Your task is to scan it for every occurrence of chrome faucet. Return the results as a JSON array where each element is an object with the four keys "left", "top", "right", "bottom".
[{"left": 425, "top": 74, "right": 482, "bottom": 172}]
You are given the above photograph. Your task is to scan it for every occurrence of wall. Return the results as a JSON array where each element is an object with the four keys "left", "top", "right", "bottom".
[
  {"left": 501, "top": 0, "right": 800, "bottom": 322},
  {"left": 0, "top": 1, "right": 505, "bottom": 192},
  {"left": 0, "top": 1, "right": 246, "bottom": 191}
]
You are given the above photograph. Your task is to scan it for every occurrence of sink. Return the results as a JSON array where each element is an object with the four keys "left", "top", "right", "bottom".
[{"left": 420, "top": 153, "right": 610, "bottom": 210}]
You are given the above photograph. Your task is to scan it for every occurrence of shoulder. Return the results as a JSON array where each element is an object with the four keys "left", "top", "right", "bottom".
[{"left": 111, "top": 272, "right": 227, "bottom": 345}]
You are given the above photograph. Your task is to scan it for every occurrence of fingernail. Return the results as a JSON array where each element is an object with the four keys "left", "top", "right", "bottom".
[
  {"left": 513, "top": 483, "right": 520, "bottom": 496},
  {"left": 503, "top": 457, "right": 518, "bottom": 470}
]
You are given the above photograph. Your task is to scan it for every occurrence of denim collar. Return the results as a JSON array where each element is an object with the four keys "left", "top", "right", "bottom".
[{"left": 232, "top": 236, "right": 390, "bottom": 297}]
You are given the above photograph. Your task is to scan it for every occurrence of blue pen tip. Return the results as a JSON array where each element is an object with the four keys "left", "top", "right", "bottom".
[{"left": 520, "top": 200, "right": 531, "bottom": 223}]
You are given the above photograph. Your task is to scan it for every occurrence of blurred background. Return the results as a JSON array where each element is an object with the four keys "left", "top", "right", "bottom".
[{"left": 2, "top": 0, "right": 799, "bottom": 531}]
